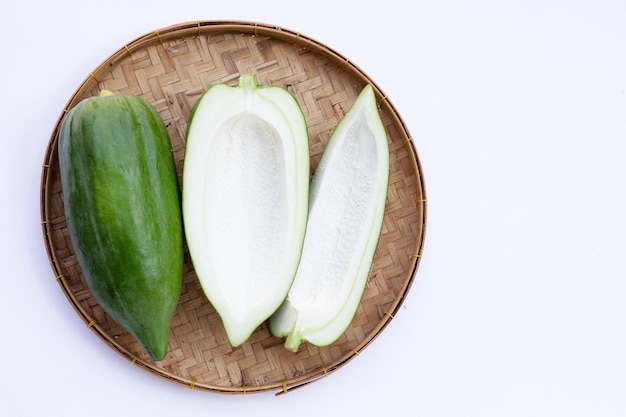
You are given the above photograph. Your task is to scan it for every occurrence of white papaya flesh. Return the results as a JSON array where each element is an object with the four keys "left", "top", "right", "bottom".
[
  {"left": 269, "top": 84, "right": 390, "bottom": 352},
  {"left": 182, "top": 74, "right": 310, "bottom": 347}
]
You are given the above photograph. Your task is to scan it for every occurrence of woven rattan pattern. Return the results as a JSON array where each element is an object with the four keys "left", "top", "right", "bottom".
[{"left": 41, "top": 21, "right": 426, "bottom": 395}]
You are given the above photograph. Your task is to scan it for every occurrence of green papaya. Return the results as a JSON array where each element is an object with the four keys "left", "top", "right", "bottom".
[
  {"left": 269, "top": 84, "right": 390, "bottom": 352},
  {"left": 58, "top": 90, "right": 183, "bottom": 361},
  {"left": 182, "top": 74, "right": 310, "bottom": 347}
]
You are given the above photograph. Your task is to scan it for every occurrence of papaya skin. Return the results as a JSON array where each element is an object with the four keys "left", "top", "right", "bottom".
[{"left": 58, "top": 91, "right": 183, "bottom": 361}]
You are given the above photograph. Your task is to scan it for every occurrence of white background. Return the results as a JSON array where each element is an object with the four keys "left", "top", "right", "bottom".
[{"left": 2, "top": 0, "right": 626, "bottom": 415}]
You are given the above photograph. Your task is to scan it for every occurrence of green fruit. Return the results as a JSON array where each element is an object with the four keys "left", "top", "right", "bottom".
[
  {"left": 182, "top": 74, "right": 310, "bottom": 346},
  {"left": 59, "top": 90, "right": 183, "bottom": 361},
  {"left": 269, "top": 85, "right": 390, "bottom": 352}
]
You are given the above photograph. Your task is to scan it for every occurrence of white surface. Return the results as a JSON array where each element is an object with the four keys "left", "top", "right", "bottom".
[{"left": 2, "top": 0, "right": 626, "bottom": 416}]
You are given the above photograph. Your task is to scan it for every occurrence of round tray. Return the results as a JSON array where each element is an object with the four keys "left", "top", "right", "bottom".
[{"left": 40, "top": 20, "right": 427, "bottom": 395}]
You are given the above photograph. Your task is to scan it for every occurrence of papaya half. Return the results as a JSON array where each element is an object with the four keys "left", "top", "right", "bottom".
[{"left": 182, "top": 75, "right": 310, "bottom": 347}]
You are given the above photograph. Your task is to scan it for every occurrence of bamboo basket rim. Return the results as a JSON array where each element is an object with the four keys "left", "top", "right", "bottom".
[{"left": 39, "top": 20, "right": 427, "bottom": 395}]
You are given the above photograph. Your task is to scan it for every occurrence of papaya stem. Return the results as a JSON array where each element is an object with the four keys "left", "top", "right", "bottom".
[
  {"left": 238, "top": 74, "right": 260, "bottom": 91},
  {"left": 284, "top": 333, "right": 303, "bottom": 352}
]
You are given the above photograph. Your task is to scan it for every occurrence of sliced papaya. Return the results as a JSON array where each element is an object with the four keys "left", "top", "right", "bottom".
[{"left": 182, "top": 75, "right": 310, "bottom": 346}]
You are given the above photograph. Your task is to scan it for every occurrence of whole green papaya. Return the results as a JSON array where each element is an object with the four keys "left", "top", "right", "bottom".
[{"left": 58, "top": 90, "right": 183, "bottom": 361}]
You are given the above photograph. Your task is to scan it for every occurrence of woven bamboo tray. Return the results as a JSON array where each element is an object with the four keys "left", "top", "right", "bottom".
[{"left": 40, "top": 20, "right": 427, "bottom": 395}]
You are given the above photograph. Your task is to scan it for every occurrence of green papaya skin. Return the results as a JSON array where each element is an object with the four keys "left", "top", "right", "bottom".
[{"left": 58, "top": 91, "right": 183, "bottom": 361}]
